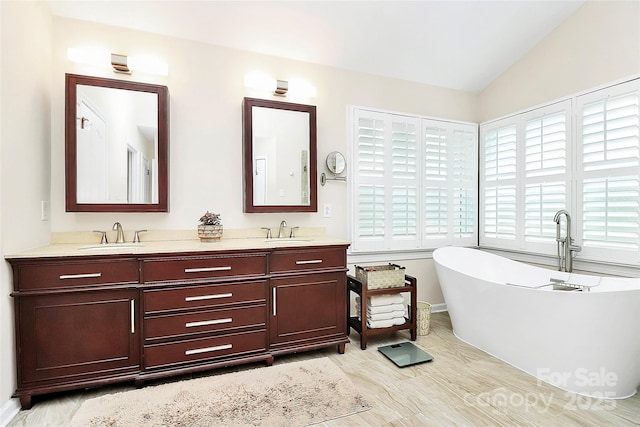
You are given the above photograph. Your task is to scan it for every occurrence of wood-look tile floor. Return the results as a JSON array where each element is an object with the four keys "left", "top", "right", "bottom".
[{"left": 8, "top": 312, "right": 640, "bottom": 426}]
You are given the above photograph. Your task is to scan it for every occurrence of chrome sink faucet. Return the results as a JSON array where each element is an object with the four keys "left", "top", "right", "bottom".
[
  {"left": 278, "top": 220, "right": 287, "bottom": 238},
  {"left": 113, "top": 222, "right": 125, "bottom": 244}
]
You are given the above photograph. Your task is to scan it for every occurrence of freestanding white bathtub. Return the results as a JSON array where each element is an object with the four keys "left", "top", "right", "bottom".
[{"left": 433, "top": 246, "right": 640, "bottom": 399}]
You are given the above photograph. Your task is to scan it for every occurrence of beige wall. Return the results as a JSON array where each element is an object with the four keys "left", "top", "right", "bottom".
[
  {"left": 51, "top": 17, "right": 477, "bottom": 237},
  {"left": 478, "top": 0, "right": 640, "bottom": 122},
  {"left": 1, "top": 0, "right": 52, "bottom": 415}
]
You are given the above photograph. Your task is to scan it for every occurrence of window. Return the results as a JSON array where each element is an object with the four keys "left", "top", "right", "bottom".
[
  {"left": 576, "top": 80, "right": 640, "bottom": 263},
  {"left": 350, "top": 108, "right": 477, "bottom": 253},
  {"left": 480, "top": 78, "right": 640, "bottom": 265}
]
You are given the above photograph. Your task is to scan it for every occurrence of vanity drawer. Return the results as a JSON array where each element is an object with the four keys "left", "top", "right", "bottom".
[
  {"left": 141, "top": 253, "right": 267, "bottom": 283},
  {"left": 144, "top": 330, "right": 267, "bottom": 369},
  {"left": 144, "top": 280, "right": 267, "bottom": 314},
  {"left": 270, "top": 247, "right": 346, "bottom": 273},
  {"left": 145, "top": 304, "right": 266, "bottom": 341},
  {"left": 14, "top": 259, "right": 139, "bottom": 291}
]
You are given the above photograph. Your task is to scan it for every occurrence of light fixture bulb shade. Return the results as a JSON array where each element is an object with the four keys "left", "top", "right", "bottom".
[
  {"left": 244, "top": 71, "right": 277, "bottom": 92},
  {"left": 67, "top": 47, "right": 110, "bottom": 68},
  {"left": 128, "top": 54, "right": 169, "bottom": 76},
  {"left": 289, "top": 78, "right": 317, "bottom": 98}
]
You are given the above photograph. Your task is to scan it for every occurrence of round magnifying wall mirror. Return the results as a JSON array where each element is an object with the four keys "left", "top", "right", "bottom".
[{"left": 326, "top": 151, "right": 346, "bottom": 175}]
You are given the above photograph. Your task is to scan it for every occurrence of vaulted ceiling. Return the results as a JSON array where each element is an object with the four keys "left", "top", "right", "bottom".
[{"left": 47, "top": 0, "right": 586, "bottom": 92}]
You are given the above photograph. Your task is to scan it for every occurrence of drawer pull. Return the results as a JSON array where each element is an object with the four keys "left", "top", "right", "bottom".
[
  {"left": 184, "top": 266, "right": 232, "bottom": 273},
  {"left": 59, "top": 272, "right": 102, "bottom": 280},
  {"left": 185, "top": 344, "right": 232, "bottom": 356},
  {"left": 185, "top": 293, "right": 232, "bottom": 302},
  {"left": 185, "top": 318, "right": 232, "bottom": 328},
  {"left": 295, "top": 259, "right": 323, "bottom": 265}
]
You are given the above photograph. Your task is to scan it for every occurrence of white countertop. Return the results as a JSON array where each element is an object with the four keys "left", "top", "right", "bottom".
[{"left": 5, "top": 236, "right": 351, "bottom": 259}]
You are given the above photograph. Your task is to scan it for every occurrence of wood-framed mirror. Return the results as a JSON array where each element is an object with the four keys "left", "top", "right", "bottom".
[
  {"left": 243, "top": 97, "right": 317, "bottom": 213},
  {"left": 65, "top": 73, "right": 169, "bottom": 212}
]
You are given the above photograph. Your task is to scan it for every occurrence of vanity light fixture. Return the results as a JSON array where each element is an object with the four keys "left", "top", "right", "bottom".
[
  {"left": 274, "top": 80, "right": 288, "bottom": 96},
  {"left": 244, "top": 71, "right": 316, "bottom": 98},
  {"left": 67, "top": 47, "right": 169, "bottom": 76}
]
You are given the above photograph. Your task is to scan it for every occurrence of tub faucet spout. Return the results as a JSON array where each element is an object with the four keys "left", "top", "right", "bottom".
[{"left": 553, "top": 210, "right": 581, "bottom": 272}]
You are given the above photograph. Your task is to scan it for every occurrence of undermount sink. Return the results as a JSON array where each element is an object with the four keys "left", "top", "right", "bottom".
[
  {"left": 79, "top": 244, "right": 144, "bottom": 251},
  {"left": 264, "top": 239, "right": 310, "bottom": 243}
]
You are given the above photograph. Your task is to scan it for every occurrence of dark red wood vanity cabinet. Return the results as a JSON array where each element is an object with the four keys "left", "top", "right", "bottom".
[
  {"left": 269, "top": 246, "right": 349, "bottom": 355},
  {"left": 9, "top": 257, "right": 141, "bottom": 410},
  {"left": 8, "top": 244, "right": 349, "bottom": 409}
]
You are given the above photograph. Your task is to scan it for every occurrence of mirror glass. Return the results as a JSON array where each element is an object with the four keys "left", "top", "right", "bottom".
[
  {"left": 65, "top": 74, "right": 169, "bottom": 212},
  {"left": 326, "top": 151, "right": 346, "bottom": 175},
  {"left": 243, "top": 97, "right": 317, "bottom": 213}
]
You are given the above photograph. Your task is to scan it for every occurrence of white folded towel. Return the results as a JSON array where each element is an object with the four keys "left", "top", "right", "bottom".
[
  {"left": 366, "top": 302, "right": 405, "bottom": 315},
  {"left": 356, "top": 301, "right": 405, "bottom": 315},
  {"left": 356, "top": 294, "right": 404, "bottom": 307},
  {"left": 367, "top": 317, "right": 406, "bottom": 329},
  {"left": 367, "top": 310, "right": 405, "bottom": 321},
  {"left": 356, "top": 309, "right": 405, "bottom": 322}
]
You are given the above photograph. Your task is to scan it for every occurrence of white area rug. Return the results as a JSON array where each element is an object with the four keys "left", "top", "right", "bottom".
[{"left": 70, "top": 358, "right": 370, "bottom": 426}]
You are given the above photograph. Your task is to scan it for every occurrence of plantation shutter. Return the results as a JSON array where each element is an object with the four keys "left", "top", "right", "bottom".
[
  {"left": 576, "top": 81, "right": 640, "bottom": 261},
  {"left": 522, "top": 102, "right": 570, "bottom": 249},
  {"left": 481, "top": 121, "right": 517, "bottom": 245},
  {"left": 355, "top": 114, "right": 386, "bottom": 250},
  {"left": 424, "top": 120, "right": 477, "bottom": 245},
  {"left": 352, "top": 109, "right": 420, "bottom": 251},
  {"left": 451, "top": 126, "right": 478, "bottom": 242},
  {"left": 424, "top": 124, "right": 448, "bottom": 241},
  {"left": 391, "top": 119, "right": 419, "bottom": 248},
  {"left": 351, "top": 107, "right": 476, "bottom": 253}
]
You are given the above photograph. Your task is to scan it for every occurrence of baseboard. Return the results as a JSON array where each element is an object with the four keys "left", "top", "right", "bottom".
[
  {"left": 431, "top": 303, "right": 447, "bottom": 313},
  {"left": 0, "top": 398, "right": 20, "bottom": 427}
]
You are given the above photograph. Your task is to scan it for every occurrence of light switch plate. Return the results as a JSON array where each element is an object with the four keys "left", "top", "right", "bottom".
[
  {"left": 41, "top": 201, "right": 50, "bottom": 221},
  {"left": 323, "top": 203, "right": 332, "bottom": 218}
]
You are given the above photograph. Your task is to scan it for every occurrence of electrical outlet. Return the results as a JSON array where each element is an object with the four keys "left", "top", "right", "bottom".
[
  {"left": 41, "top": 200, "right": 50, "bottom": 221},
  {"left": 323, "top": 203, "right": 332, "bottom": 218}
]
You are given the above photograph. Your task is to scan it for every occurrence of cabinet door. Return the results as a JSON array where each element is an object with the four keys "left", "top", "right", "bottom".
[
  {"left": 270, "top": 272, "right": 346, "bottom": 348},
  {"left": 17, "top": 289, "right": 140, "bottom": 384}
]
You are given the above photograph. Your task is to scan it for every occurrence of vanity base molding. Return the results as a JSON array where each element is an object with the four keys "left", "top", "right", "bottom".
[{"left": 8, "top": 244, "right": 348, "bottom": 409}]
